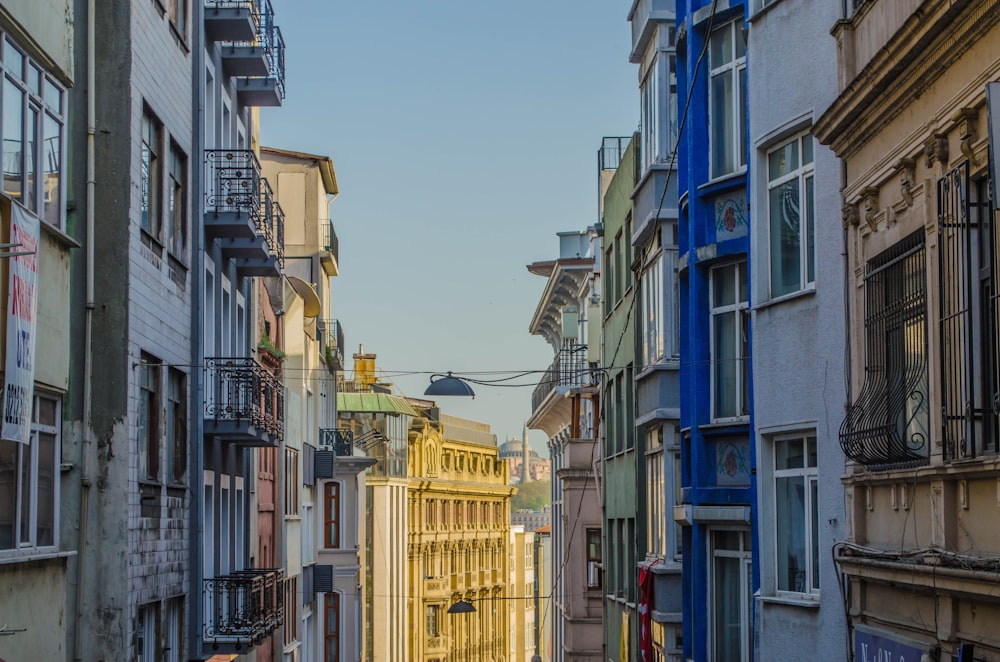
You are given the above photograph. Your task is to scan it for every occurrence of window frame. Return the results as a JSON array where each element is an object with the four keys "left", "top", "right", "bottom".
[
  {"left": 140, "top": 106, "right": 164, "bottom": 243},
  {"left": 709, "top": 261, "right": 749, "bottom": 421},
  {"left": 323, "top": 480, "right": 341, "bottom": 549},
  {"left": 0, "top": 392, "right": 61, "bottom": 556},
  {"left": 708, "top": 21, "right": 747, "bottom": 181},
  {"left": 324, "top": 592, "right": 341, "bottom": 662},
  {"left": 770, "top": 433, "right": 819, "bottom": 597},
  {"left": 167, "top": 141, "right": 188, "bottom": 260},
  {"left": 709, "top": 528, "right": 752, "bottom": 662},
  {"left": 1, "top": 35, "right": 66, "bottom": 228},
  {"left": 285, "top": 447, "right": 299, "bottom": 518},
  {"left": 139, "top": 354, "right": 162, "bottom": 483},
  {"left": 586, "top": 527, "right": 602, "bottom": 589},
  {"left": 166, "top": 368, "right": 187, "bottom": 485},
  {"left": 766, "top": 132, "right": 815, "bottom": 298},
  {"left": 137, "top": 601, "right": 162, "bottom": 662}
]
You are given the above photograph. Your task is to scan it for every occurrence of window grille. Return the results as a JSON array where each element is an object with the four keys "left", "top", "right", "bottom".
[
  {"left": 938, "top": 164, "right": 1000, "bottom": 459},
  {"left": 839, "top": 231, "right": 929, "bottom": 468}
]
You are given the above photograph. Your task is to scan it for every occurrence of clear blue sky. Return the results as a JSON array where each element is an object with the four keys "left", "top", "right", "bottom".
[{"left": 262, "top": 0, "right": 637, "bottom": 452}]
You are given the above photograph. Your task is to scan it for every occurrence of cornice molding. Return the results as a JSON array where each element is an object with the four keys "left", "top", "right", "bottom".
[{"left": 815, "top": 0, "right": 1000, "bottom": 158}]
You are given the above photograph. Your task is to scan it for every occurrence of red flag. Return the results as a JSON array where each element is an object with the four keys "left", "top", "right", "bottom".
[{"left": 639, "top": 561, "right": 656, "bottom": 661}]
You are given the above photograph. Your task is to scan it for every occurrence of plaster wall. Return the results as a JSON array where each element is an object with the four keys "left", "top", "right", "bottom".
[{"left": 0, "top": 558, "right": 69, "bottom": 660}]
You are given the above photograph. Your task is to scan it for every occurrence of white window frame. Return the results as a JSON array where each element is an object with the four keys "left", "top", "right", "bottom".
[
  {"left": 766, "top": 132, "right": 815, "bottom": 298},
  {"left": 709, "top": 21, "right": 747, "bottom": 180},
  {"left": 646, "top": 426, "right": 667, "bottom": 558},
  {"left": 640, "top": 236, "right": 665, "bottom": 366},
  {"left": 641, "top": 53, "right": 662, "bottom": 173},
  {"left": 709, "top": 528, "right": 751, "bottom": 662},
  {"left": 771, "top": 433, "right": 819, "bottom": 597},
  {"left": 709, "top": 261, "right": 749, "bottom": 421},
  {"left": 0, "top": 392, "right": 61, "bottom": 557}
]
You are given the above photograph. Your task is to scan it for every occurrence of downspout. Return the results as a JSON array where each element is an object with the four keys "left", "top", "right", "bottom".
[{"left": 73, "top": 1, "right": 96, "bottom": 659}]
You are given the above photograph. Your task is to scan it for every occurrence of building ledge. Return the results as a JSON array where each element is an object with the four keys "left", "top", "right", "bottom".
[
  {"left": 0, "top": 549, "right": 76, "bottom": 566},
  {"left": 758, "top": 594, "right": 820, "bottom": 609}
]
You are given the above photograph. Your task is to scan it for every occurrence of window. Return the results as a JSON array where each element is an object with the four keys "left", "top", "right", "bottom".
[
  {"left": 767, "top": 133, "right": 815, "bottom": 297},
  {"left": 605, "top": 243, "right": 615, "bottom": 313},
  {"left": 641, "top": 52, "right": 678, "bottom": 172},
  {"left": 324, "top": 593, "right": 340, "bottom": 662},
  {"left": 710, "top": 530, "right": 751, "bottom": 662},
  {"left": 586, "top": 528, "right": 602, "bottom": 588},
  {"left": 285, "top": 448, "right": 299, "bottom": 517},
  {"left": 168, "top": 142, "right": 187, "bottom": 258},
  {"left": 2, "top": 36, "right": 65, "bottom": 227},
  {"left": 323, "top": 481, "right": 340, "bottom": 548},
  {"left": 840, "top": 232, "right": 928, "bottom": 466},
  {"left": 646, "top": 427, "right": 666, "bottom": 557},
  {"left": 709, "top": 22, "right": 747, "bottom": 179},
  {"left": 939, "top": 167, "right": 1000, "bottom": 459},
  {"left": 772, "top": 435, "right": 818, "bottom": 594},
  {"left": 0, "top": 393, "right": 60, "bottom": 552},
  {"left": 166, "top": 369, "right": 186, "bottom": 484},
  {"left": 425, "top": 604, "right": 439, "bottom": 636},
  {"left": 615, "top": 231, "right": 625, "bottom": 303},
  {"left": 168, "top": 0, "right": 187, "bottom": 39},
  {"left": 166, "top": 597, "right": 184, "bottom": 662},
  {"left": 640, "top": 235, "right": 665, "bottom": 365},
  {"left": 710, "top": 262, "right": 749, "bottom": 420},
  {"left": 139, "top": 355, "right": 161, "bottom": 482},
  {"left": 285, "top": 576, "right": 298, "bottom": 647},
  {"left": 141, "top": 107, "right": 163, "bottom": 240},
  {"left": 136, "top": 602, "right": 161, "bottom": 662}
]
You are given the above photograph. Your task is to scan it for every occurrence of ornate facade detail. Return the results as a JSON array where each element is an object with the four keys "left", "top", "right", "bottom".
[
  {"left": 924, "top": 133, "right": 949, "bottom": 168},
  {"left": 860, "top": 186, "right": 880, "bottom": 231},
  {"left": 842, "top": 202, "right": 859, "bottom": 228},
  {"left": 895, "top": 157, "right": 916, "bottom": 207},
  {"left": 951, "top": 107, "right": 979, "bottom": 165}
]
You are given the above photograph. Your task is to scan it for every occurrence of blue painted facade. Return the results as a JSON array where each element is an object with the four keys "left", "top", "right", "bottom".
[{"left": 675, "top": 1, "right": 757, "bottom": 660}]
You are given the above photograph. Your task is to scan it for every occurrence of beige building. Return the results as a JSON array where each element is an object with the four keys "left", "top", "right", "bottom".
[
  {"left": 509, "top": 525, "right": 538, "bottom": 662},
  {"left": 407, "top": 403, "right": 516, "bottom": 662},
  {"left": 815, "top": 1, "right": 1000, "bottom": 659}
]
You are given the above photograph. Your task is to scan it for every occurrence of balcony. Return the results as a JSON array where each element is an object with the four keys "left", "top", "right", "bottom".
[
  {"left": 235, "top": 0, "right": 285, "bottom": 106},
  {"left": 204, "top": 357, "right": 284, "bottom": 446},
  {"left": 531, "top": 343, "right": 597, "bottom": 412},
  {"left": 203, "top": 568, "right": 285, "bottom": 653},
  {"left": 319, "top": 428, "right": 353, "bottom": 456},
  {"left": 320, "top": 220, "right": 339, "bottom": 276},
  {"left": 318, "top": 319, "right": 345, "bottom": 372},
  {"left": 628, "top": 0, "right": 674, "bottom": 63},
  {"left": 204, "top": 150, "right": 283, "bottom": 276},
  {"left": 204, "top": 0, "right": 259, "bottom": 43}
]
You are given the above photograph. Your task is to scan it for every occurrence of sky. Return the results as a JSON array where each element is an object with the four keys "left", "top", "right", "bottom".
[{"left": 262, "top": 0, "right": 637, "bottom": 452}]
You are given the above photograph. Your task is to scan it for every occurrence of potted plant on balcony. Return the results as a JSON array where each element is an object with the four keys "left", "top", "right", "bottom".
[{"left": 258, "top": 332, "right": 286, "bottom": 360}]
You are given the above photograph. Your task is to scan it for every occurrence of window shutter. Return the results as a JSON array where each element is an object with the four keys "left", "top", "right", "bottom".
[
  {"left": 303, "top": 444, "right": 316, "bottom": 486},
  {"left": 315, "top": 450, "right": 335, "bottom": 479},
  {"left": 314, "top": 564, "right": 333, "bottom": 594}
]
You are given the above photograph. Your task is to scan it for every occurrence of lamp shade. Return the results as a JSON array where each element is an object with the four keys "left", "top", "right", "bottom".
[
  {"left": 424, "top": 372, "right": 476, "bottom": 398},
  {"left": 447, "top": 599, "right": 477, "bottom": 614}
]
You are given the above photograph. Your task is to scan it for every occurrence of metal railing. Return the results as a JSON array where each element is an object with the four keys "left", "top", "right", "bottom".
[
  {"left": 203, "top": 568, "right": 285, "bottom": 644},
  {"left": 208, "top": 0, "right": 286, "bottom": 98},
  {"left": 204, "top": 357, "right": 284, "bottom": 439},
  {"left": 531, "top": 343, "right": 598, "bottom": 413},
  {"left": 205, "top": 149, "right": 262, "bottom": 222},
  {"left": 598, "top": 136, "right": 630, "bottom": 172},
  {"left": 319, "top": 428, "right": 353, "bottom": 456},
  {"left": 319, "top": 319, "right": 344, "bottom": 367},
  {"left": 323, "top": 220, "right": 339, "bottom": 261},
  {"left": 261, "top": 179, "right": 284, "bottom": 265}
]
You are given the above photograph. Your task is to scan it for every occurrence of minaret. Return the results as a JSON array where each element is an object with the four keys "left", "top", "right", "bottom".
[{"left": 521, "top": 422, "right": 530, "bottom": 484}]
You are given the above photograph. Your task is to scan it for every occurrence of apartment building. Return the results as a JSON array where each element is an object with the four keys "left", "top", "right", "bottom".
[
  {"left": 0, "top": 1, "right": 73, "bottom": 660},
  {"left": 746, "top": 0, "right": 847, "bottom": 658},
  {"left": 815, "top": 1, "right": 1000, "bottom": 659},
  {"left": 526, "top": 230, "right": 603, "bottom": 662},
  {"left": 510, "top": 525, "right": 537, "bottom": 662}
]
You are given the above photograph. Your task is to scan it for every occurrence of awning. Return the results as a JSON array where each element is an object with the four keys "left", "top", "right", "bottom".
[{"left": 336, "top": 392, "right": 419, "bottom": 417}]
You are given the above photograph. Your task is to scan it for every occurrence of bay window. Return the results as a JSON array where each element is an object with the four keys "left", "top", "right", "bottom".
[
  {"left": 709, "top": 22, "right": 747, "bottom": 179},
  {"left": 772, "top": 434, "right": 818, "bottom": 594},
  {"left": 710, "top": 261, "right": 749, "bottom": 420}
]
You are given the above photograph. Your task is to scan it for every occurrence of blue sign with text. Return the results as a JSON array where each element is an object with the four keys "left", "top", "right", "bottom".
[{"left": 854, "top": 625, "right": 927, "bottom": 662}]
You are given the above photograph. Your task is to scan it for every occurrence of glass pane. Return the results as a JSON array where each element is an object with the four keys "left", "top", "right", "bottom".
[
  {"left": 0, "top": 440, "right": 16, "bottom": 548},
  {"left": 807, "top": 436, "right": 817, "bottom": 467},
  {"left": 811, "top": 479, "right": 819, "bottom": 590},
  {"left": 738, "top": 262, "right": 747, "bottom": 303},
  {"left": 710, "top": 26, "right": 733, "bottom": 68},
  {"left": 735, "top": 22, "right": 746, "bottom": 58},
  {"left": 35, "top": 396, "right": 57, "bottom": 426},
  {"left": 714, "top": 312, "right": 737, "bottom": 418},
  {"left": 43, "top": 78, "right": 61, "bottom": 109},
  {"left": 36, "top": 432, "right": 55, "bottom": 546},
  {"left": 26, "top": 105, "right": 36, "bottom": 211},
  {"left": 776, "top": 440, "right": 804, "bottom": 470},
  {"left": 714, "top": 555, "right": 741, "bottom": 661},
  {"left": 43, "top": 113, "right": 61, "bottom": 227},
  {"left": 713, "top": 265, "right": 736, "bottom": 307},
  {"left": 770, "top": 180, "right": 801, "bottom": 297},
  {"left": 768, "top": 141, "right": 798, "bottom": 182},
  {"left": 27, "top": 64, "right": 40, "bottom": 95},
  {"left": 738, "top": 70, "right": 746, "bottom": 169},
  {"left": 4, "top": 40, "right": 23, "bottom": 77},
  {"left": 711, "top": 72, "right": 734, "bottom": 178},
  {"left": 19, "top": 443, "right": 29, "bottom": 543},
  {"left": 776, "top": 476, "right": 805, "bottom": 591},
  {"left": 714, "top": 529, "right": 741, "bottom": 551},
  {"left": 4, "top": 78, "right": 24, "bottom": 202},
  {"left": 805, "top": 175, "right": 815, "bottom": 284}
]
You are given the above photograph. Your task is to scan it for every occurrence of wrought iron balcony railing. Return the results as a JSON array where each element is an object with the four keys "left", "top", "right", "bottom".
[
  {"left": 260, "top": 178, "right": 284, "bottom": 265},
  {"left": 203, "top": 568, "right": 285, "bottom": 646},
  {"left": 205, "top": 149, "right": 262, "bottom": 222},
  {"left": 206, "top": 0, "right": 285, "bottom": 99},
  {"left": 323, "top": 220, "right": 339, "bottom": 260},
  {"left": 318, "top": 319, "right": 344, "bottom": 370},
  {"left": 531, "top": 344, "right": 598, "bottom": 413},
  {"left": 319, "top": 428, "right": 353, "bottom": 456},
  {"left": 204, "top": 357, "right": 284, "bottom": 441}
]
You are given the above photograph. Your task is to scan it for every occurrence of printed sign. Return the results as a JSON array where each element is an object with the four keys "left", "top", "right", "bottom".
[
  {"left": 854, "top": 624, "right": 928, "bottom": 662},
  {"left": 2, "top": 204, "right": 39, "bottom": 444}
]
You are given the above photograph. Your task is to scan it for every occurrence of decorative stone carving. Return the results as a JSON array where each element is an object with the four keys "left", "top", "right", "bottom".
[
  {"left": 952, "top": 107, "right": 979, "bottom": 165},
  {"left": 860, "top": 186, "right": 880, "bottom": 231},
  {"left": 842, "top": 202, "right": 859, "bottom": 228},
  {"left": 924, "top": 133, "right": 949, "bottom": 168},
  {"left": 895, "top": 157, "right": 916, "bottom": 207}
]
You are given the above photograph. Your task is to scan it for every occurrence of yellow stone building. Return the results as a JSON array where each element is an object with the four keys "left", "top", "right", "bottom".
[{"left": 406, "top": 401, "right": 516, "bottom": 662}]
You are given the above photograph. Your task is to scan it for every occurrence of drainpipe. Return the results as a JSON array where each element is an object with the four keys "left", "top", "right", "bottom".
[{"left": 73, "top": 1, "right": 96, "bottom": 659}]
